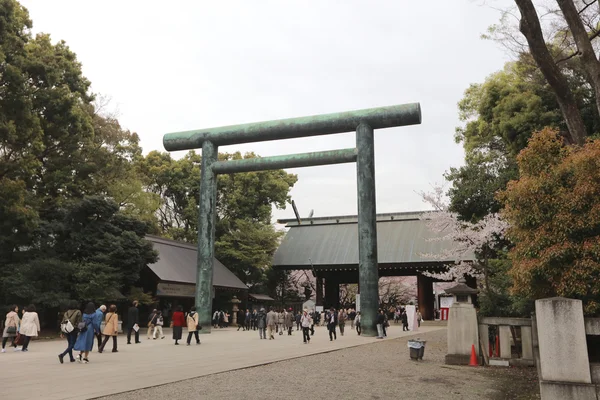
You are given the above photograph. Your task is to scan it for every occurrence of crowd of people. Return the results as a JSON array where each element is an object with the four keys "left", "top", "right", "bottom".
[{"left": 2, "top": 301, "right": 424, "bottom": 362}]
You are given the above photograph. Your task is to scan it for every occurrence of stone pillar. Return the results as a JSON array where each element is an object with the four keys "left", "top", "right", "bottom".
[
  {"left": 356, "top": 122, "right": 379, "bottom": 337},
  {"left": 316, "top": 276, "right": 323, "bottom": 307},
  {"left": 499, "top": 325, "right": 511, "bottom": 359},
  {"left": 479, "top": 324, "right": 490, "bottom": 358},
  {"left": 521, "top": 326, "right": 533, "bottom": 361},
  {"left": 196, "top": 140, "right": 218, "bottom": 334},
  {"left": 535, "top": 297, "right": 594, "bottom": 400},
  {"left": 417, "top": 274, "right": 434, "bottom": 320}
]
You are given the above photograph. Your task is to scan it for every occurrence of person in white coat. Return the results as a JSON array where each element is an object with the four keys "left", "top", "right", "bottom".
[{"left": 19, "top": 304, "right": 40, "bottom": 352}]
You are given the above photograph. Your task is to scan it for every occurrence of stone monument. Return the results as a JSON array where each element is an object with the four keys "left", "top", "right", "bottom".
[
  {"left": 445, "top": 278, "right": 480, "bottom": 365},
  {"left": 535, "top": 297, "right": 595, "bottom": 399}
]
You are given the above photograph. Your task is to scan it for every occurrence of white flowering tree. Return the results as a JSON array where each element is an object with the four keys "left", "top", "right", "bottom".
[{"left": 418, "top": 185, "right": 508, "bottom": 291}]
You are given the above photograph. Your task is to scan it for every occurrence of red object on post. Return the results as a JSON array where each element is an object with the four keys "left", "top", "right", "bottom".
[
  {"left": 469, "top": 344, "right": 478, "bottom": 366},
  {"left": 495, "top": 335, "right": 500, "bottom": 357}
]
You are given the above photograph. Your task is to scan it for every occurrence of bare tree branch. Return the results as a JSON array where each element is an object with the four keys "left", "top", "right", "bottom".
[{"left": 515, "top": 0, "right": 587, "bottom": 145}]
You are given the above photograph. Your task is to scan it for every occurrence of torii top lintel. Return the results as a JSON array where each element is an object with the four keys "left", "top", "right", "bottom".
[{"left": 163, "top": 103, "right": 421, "bottom": 151}]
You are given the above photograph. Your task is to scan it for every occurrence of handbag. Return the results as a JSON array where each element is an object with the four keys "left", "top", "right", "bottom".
[
  {"left": 77, "top": 320, "right": 88, "bottom": 333},
  {"left": 147, "top": 314, "right": 157, "bottom": 328},
  {"left": 6, "top": 326, "right": 16, "bottom": 335},
  {"left": 60, "top": 311, "right": 75, "bottom": 334}
]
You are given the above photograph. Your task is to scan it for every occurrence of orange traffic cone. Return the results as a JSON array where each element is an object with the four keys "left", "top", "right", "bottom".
[{"left": 469, "top": 344, "right": 478, "bottom": 366}]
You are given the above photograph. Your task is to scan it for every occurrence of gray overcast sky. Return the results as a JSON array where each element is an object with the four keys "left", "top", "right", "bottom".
[{"left": 20, "top": 0, "right": 510, "bottom": 221}]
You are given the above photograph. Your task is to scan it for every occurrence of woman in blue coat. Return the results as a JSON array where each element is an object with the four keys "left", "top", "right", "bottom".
[{"left": 74, "top": 302, "right": 100, "bottom": 364}]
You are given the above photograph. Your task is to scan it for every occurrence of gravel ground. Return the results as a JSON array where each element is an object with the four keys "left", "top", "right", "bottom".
[{"left": 97, "top": 329, "right": 540, "bottom": 400}]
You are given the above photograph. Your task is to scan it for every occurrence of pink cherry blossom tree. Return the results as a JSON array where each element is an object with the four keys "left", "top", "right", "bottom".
[{"left": 418, "top": 184, "right": 508, "bottom": 291}]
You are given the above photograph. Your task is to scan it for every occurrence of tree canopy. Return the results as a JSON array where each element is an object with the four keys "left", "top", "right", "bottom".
[{"left": 500, "top": 128, "right": 600, "bottom": 315}]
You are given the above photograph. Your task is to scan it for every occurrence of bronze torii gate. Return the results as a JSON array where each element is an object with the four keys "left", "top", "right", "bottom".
[{"left": 163, "top": 103, "right": 421, "bottom": 336}]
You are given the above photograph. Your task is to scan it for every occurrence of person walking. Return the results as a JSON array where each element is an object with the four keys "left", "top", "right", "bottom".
[
  {"left": 147, "top": 309, "right": 158, "bottom": 340},
  {"left": 300, "top": 309, "right": 312, "bottom": 344},
  {"left": 237, "top": 309, "right": 245, "bottom": 331},
  {"left": 338, "top": 308, "right": 347, "bottom": 336},
  {"left": 355, "top": 312, "right": 361, "bottom": 335},
  {"left": 212, "top": 310, "right": 219, "bottom": 328},
  {"left": 245, "top": 309, "right": 251, "bottom": 331},
  {"left": 295, "top": 311, "right": 301, "bottom": 331},
  {"left": 251, "top": 310, "right": 257, "bottom": 331},
  {"left": 171, "top": 305, "right": 185, "bottom": 345},
  {"left": 98, "top": 305, "right": 119, "bottom": 353},
  {"left": 126, "top": 301, "right": 140, "bottom": 344},
  {"left": 153, "top": 311, "right": 165, "bottom": 339},
  {"left": 74, "top": 302, "right": 101, "bottom": 363},
  {"left": 266, "top": 307, "right": 277, "bottom": 340},
  {"left": 19, "top": 304, "right": 40, "bottom": 352},
  {"left": 186, "top": 307, "right": 200, "bottom": 345},
  {"left": 376, "top": 309, "right": 385, "bottom": 339},
  {"left": 93, "top": 305, "right": 106, "bottom": 351},
  {"left": 326, "top": 308, "right": 338, "bottom": 341},
  {"left": 349, "top": 309, "right": 356, "bottom": 330},
  {"left": 382, "top": 312, "right": 389, "bottom": 337},
  {"left": 2, "top": 305, "right": 20, "bottom": 353},
  {"left": 401, "top": 310, "right": 409, "bottom": 331},
  {"left": 277, "top": 309, "right": 285, "bottom": 335},
  {"left": 257, "top": 308, "right": 267, "bottom": 339},
  {"left": 416, "top": 310, "right": 422, "bottom": 327},
  {"left": 58, "top": 301, "right": 82, "bottom": 363},
  {"left": 285, "top": 308, "right": 294, "bottom": 336}
]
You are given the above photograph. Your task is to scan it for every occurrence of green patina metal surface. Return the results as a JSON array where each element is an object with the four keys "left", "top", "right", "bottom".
[
  {"left": 162, "top": 102, "right": 422, "bottom": 335},
  {"left": 356, "top": 122, "right": 379, "bottom": 337},
  {"left": 196, "top": 140, "right": 218, "bottom": 333},
  {"left": 164, "top": 103, "right": 421, "bottom": 150},
  {"left": 211, "top": 148, "right": 357, "bottom": 174}
]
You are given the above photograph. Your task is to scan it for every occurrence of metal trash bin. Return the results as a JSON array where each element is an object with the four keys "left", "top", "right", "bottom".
[{"left": 408, "top": 339, "right": 426, "bottom": 360}]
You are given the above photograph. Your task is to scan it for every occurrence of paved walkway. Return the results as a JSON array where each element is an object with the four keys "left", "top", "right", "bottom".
[{"left": 0, "top": 325, "right": 443, "bottom": 400}]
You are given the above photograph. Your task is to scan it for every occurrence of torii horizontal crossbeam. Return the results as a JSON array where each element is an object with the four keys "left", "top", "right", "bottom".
[
  {"left": 211, "top": 148, "right": 357, "bottom": 174},
  {"left": 163, "top": 103, "right": 421, "bottom": 151}
]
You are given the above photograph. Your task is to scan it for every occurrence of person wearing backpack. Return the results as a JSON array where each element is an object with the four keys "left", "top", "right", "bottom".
[
  {"left": 186, "top": 306, "right": 200, "bottom": 345},
  {"left": 74, "top": 302, "right": 100, "bottom": 364},
  {"left": 58, "top": 301, "right": 82, "bottom": 363}
]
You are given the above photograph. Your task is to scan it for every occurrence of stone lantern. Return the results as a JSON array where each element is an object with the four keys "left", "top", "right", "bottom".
[
  {"left": 444, "top": 278, "right": 480, "bottom": 365},
  {"left": 445, "top": 277, "right": 478, "bottom": 305},
  {"left": 230, "top": 295, "right": 241, "bottom": 327}
]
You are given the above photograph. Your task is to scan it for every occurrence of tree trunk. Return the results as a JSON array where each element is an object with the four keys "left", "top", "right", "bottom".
[
  {"left": 556, "top": 0, "right": 600, "bottom": 124},
  {"left": 514, "top": 0, "right": 587, "bottom": 146}
]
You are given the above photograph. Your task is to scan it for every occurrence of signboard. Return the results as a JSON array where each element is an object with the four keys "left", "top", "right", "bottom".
[
  {"left": 156, "top": 283, "right": 195, "bottom": 298},
  {"left": 440, "top": 296, "right": 454, "bottom": 308},
  {"left": 355, "top": 294, "right": 360, "bottom": 312},
  {"left": 315, "top": 306, "right": 323, "bottom": 313}
]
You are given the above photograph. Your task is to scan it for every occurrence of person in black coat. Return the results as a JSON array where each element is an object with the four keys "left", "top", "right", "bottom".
[
  {"left": 401, "top": 311, "right": 409, "bottom": 331},
  {"left": 127, "top": 300, "right": 140, "bottom": 344},
  {"left": 326, "top": 308, "right": 338, "bottom": 341},
  {"left": 237, "top": 309, "right": 245, "bottom": 331}
]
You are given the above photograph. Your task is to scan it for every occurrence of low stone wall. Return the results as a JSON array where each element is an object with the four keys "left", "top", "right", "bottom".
[{"left": 479, "top": 317, "right": 534, "bottom": 367}]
